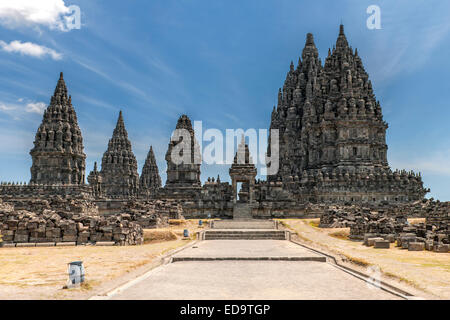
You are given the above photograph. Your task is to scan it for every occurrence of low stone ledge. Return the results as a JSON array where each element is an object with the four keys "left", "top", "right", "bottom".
[
  {"left": 1, "top": 243, "right": 16, "bottom": 248},
  {"left": 56, "top": 242, "right": 76, "bottom": 247},
  {"left": 95, "top": 241, "right": 116, "bottom": 246},
  {"left": 16, "top": 243, "right": 36, "bottom": 247},
  {"left": 35, "top": 242, "right": 56, "bottom": 247}
]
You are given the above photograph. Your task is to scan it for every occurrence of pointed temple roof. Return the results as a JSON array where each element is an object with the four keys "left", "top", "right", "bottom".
[
  {"left": 31, "top": 72, "right": 84, "bottom": 155},
  {"left": 30, "top": 72, "right": 86, "bottom": 185},
  {"left": 99, "top": 111, "right": 139, "bottom": 197},
  {"left": 268, "top": 24, "right": 388, "bottom": 183},
  {"left": 140, "top": 145, "right": 162, "bottom": 190}
]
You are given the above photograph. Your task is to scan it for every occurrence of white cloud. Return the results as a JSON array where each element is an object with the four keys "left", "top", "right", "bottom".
[
  {"left": 25, "top": 102, "right": 46, "bottom": 114},
  {"left": 0, "top": 99, "right": 47, "bottom": 118},
  {"left": 0, "top": 40, "right": 62, "bottom": 60},
  {"left": 0, "top": 0, "right": 72, "bottom": 31},
  {"left": 0, "top": 102, "right": 16, "bottom": 111}
]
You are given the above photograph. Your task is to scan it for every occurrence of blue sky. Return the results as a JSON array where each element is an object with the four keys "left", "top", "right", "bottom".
[{"left": 0, "top": 0, "right": 449, "bottom": 200}]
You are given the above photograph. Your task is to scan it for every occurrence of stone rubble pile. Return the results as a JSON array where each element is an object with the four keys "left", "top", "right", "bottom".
[
  {"left": 120, "top": 199, "right": 184, "bottom": 228},
  {"left": 318, "top": 205, "right": 362, "bottom": 228},
  {"left": 0, "top": 198, "right": 143, "bottom": 246},
  {"left": 318, "top": 200, "right": 449, "bottom": 253}
]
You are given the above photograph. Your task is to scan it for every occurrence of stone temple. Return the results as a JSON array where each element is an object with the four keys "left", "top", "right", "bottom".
[
  {"left": 29, "top": 72, "right": 86, "bottom": 185},
  {"left": 0, "top": 25, "right": 431, "bottom": 219}
]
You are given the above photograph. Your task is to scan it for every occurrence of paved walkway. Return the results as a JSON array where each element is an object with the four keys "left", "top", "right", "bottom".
[
  {"left": 105, "top": 240, "right": 402, "bottom": 300},
  {"left": 172, "top": 240, "right": 324, "bottom": 261}
]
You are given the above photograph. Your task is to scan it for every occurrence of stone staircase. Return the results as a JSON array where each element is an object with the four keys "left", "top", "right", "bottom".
[
  {"left": 204, "top": 230, "right": 287, "bottom": 240},
  {"left": 232, "top": 203, "right": 253, "bottom": 220},
  {"left": 203, "top": 202, "right": 283, "bottom": 240},
  {"left": 212, "top": 220, "right": 276, "bottom": 229}
]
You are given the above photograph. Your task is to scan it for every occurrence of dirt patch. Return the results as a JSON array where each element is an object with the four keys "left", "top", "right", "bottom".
[
  {"left": 281, "top": 219, "right": 450, "bottom": 299},
  {"left": 144, "top": 230, "right": 177, "bottom": 243}
]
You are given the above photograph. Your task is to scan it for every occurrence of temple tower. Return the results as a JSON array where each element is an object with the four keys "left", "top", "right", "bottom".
[
  {"left": 267, "top": 33, "right": 322, "bottom": 182},
  {"left": 30, "top": 72, "right": 86, "bottom": 185},
  {"left": 139, "top": 145, "right": 162, "bottom": 197},
  {"left": 164, "top": 114, "right": 201, "bottom": 189},
  {"left": 267, "top": 25, "right": 427, "bottom": 203},
  {"left": 312, "top": 24, "right": 389, "bottom": 173},
  {"left": 97, "top": 111, "right": 139, "bottom": 198}
]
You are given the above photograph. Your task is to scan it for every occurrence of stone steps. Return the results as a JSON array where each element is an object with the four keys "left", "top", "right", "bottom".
[
  {"left": 232, "top": 203, "right": 253, "bottom": 220},
  {"left": 172, "top": 256, "right": 326, "bottom": 262},
  {"left": 204, "top": 230, "right": 286, "bottom": 240},
  {"left": 212, "top": 220, "right": 276, "bottom": 229}
]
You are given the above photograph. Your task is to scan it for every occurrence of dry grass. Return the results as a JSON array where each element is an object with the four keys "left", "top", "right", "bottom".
[
  {"left": 0, "top": 218, "right": 212, "bottom": 300},
  {"left": 168, "top": 219, "right": 186, "bottom": 225},
  {"left": 329, "top": 229, "right": 350, "bottom": 240},
  {"left": 308, "top": 219, "right": 320, "bottom": 228},
  {"left": 143, "top": 230, "right": 178, "bottom": 243},
  {"left": 0, "top": 239, "right": 189, "bottom": 299},
  {"left": 281, "top": 218, "right": 450, "bottom": 299},
  {"left": 0, "top": 218, "right": 210, "bottom": 299}
]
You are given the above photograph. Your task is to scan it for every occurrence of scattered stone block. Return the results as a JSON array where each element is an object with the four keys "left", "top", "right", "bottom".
[
  {"left": 408, "top": 242, "right": 424, "bottom": 251},
  {"left": 365, "top": 237, "right": 384, "bottom": 247},
  {"left": 374, "top": 240, "right": 390, "bottom": 249},
  {"left": 433, "top": 244, "right": 449, "bottom": 253},
  {"left": 383, "top": 234, "right": 396, "bottom": 243}
]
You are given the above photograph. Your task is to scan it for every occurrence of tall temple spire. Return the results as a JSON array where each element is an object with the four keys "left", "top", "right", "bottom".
[
  {"left": 267, "top": 31, "right": 322, "bottom": 181},
  {"left": 140, "top": 145, "right": 162, "bottom": 197},
  {"left": 335, "top": 24, "right": 349, "bottom": 50},
  {"left": 30, "top": 72, "right": 86, "bottom": 185},
  {"left": 165, "top": 114, "right": 201, "bottom": 189},
  {"left": 96, "top": 111, "right": 139, "bottom": 198}
]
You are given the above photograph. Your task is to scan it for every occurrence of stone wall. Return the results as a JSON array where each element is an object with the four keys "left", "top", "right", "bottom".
[
  {"left": 0, "top": 183, "right": 93, "bottom": 199},
  {"left": 0, "top": 198, "right": 143, "bottom": 246}
]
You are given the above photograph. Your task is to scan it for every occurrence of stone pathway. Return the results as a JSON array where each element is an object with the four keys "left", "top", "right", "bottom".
[{"left": 101, "top": 240, "right": 403, "bottom": 300}]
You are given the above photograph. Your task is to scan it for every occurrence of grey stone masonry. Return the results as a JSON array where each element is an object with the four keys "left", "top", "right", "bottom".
[
  {"left": 162, "top": 114, "right": 202, "bottom": 198},
  {"left": 229, "top": 137, "right": 257, "bottom": 204},
  {"left": 30, "top": 72, "right": 86, "bottom": 185},
  {"left": 267, "top": 25, "right": 428, "bottom": 204},
  {"left": 139, "top": 146, "right": 162, "bottom": 198},
  {"left": 96, "top": 111, "right": 140, "bottom": 199}
]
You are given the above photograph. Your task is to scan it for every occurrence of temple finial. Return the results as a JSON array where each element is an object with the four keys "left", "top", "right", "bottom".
[{"left": 306, "top": 33, "right": 314, "bottom": 46}]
